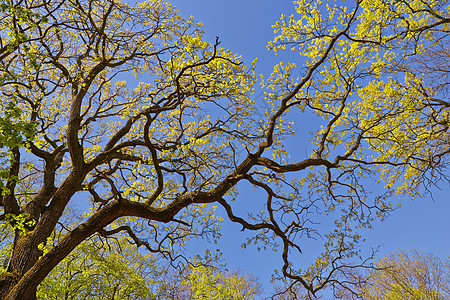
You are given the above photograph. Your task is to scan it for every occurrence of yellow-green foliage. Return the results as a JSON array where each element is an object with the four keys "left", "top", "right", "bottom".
[
  {"left": 361, "top": 250, "right": 450, "bottom": 299},
  {"left": 37, "top": 238, "right": 163, "bottom": 300},
  {"left": 184, "top": 265, "right": 260, "bottom": 300},
  {"left": 36, "top": 237, "right": 261, "bottom": 300},
  {"left": 1, "top": 0, "right": 449, "bottom": 298}
]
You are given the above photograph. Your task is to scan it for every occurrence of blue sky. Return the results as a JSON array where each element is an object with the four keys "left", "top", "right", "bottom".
[{"left": 166, "top": 0, "right": 450, "bottom": 297}]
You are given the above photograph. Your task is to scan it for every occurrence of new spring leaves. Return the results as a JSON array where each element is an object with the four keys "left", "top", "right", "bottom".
[{"left": 0, "top": 0, "right": 449, "bottom": 298}]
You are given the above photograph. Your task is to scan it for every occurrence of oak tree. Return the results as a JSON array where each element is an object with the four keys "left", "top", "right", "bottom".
[{"left": 0, "top": 0, "right": 449, "bottom": 299}]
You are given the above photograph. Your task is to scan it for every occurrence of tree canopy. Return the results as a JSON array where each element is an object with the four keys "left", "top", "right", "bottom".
[
  {"left": 37, "top": 234, "right": 261, "bottom": 299},
  {"left": 337, "top": 249, "right": 450, "bottom": 299},
  {"left": 0, "top": 0, "right": 449, "bottom": 298}
]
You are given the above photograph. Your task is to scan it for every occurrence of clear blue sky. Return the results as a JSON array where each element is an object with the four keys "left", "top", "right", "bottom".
[{"left": 166, "top": 0, "right": 450, "bottom": 297}]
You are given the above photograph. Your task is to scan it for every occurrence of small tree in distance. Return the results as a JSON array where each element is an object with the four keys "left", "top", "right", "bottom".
[{"left": 336, "top": 249, "right": 450, "bottom": 299}]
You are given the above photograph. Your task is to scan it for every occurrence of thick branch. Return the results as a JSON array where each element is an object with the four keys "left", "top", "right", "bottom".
[
  {"left": 256, "top": 157, "right": 336, "bottom": 173},
  {"left": 1, "top": 147, "right": 21, "bottom": 216}
]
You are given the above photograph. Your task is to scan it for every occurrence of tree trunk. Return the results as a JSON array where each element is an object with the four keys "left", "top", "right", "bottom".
[{"left": 0, "top": 234, "right": 40, "bottom": 299}]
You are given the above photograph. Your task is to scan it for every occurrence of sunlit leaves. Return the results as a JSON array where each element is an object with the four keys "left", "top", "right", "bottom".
[
  {"left": 249, "top": 0, "right": 450, "bottom": 295},
  {"left": 1, "top": 0, "right": 449, "bottom": 297},
  {"left": 185, "top": 265, "right": 261, "bottom": 300},
  {"left": 338, "top": 249, "right": 450, "bottom": 299},
  {"left": 37, "top": 238, "right": 163, "bottom": 300}
]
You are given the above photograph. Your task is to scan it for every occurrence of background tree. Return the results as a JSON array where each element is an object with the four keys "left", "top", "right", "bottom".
[
  {"left": 181, "top": 265, "right": 261, "bottom": 300},
  {"left": 37, "top": 234, "right": 261, "bottom": 300},
  {"left": 37, "top": 237, "right": 164, "bottom": 300},
  {"left": 0, "top": 0, "right": 449, "bottom": 299},
  {"left": 336, "top": 249, "right": 450, "bottom": 299}
]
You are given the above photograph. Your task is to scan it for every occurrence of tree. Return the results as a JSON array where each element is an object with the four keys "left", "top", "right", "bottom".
[
  {"left": 0, "top": 0, "right": 449, "bottom": 298},
  {"left": 181, "top": 265, "right": 261, "bottom": 300},
  {"left": 37, "top": 234, "right": 261, "bottom": 299},
  {"left": 336, "top": 249, "right": 450, "bottom": 299},
  {"left": 37, "top": 237, "right": 164, "bottom": 300}
]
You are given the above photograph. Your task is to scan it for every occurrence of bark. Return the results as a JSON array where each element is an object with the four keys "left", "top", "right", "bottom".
[
  {"left": 0, "top": 147, "right": 262, "bottom": 299},
  {"left": 0, "top": 167, "right": 87, "bottom": 299},
  {"left": 0, "top": 234, "right": 40, "bottom": 300}
]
